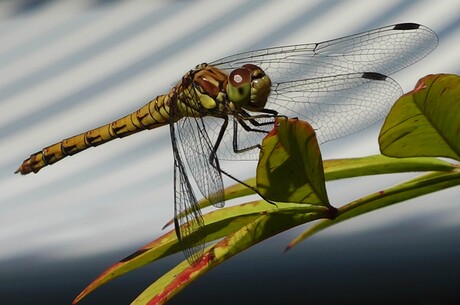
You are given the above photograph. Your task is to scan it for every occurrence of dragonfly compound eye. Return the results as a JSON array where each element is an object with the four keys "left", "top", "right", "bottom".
[
  {"left": 226, "top": 68, "right": 251, "bottom": 106},
  {"left": 241, "top": 64, "right": 271, "bottom": 111}
]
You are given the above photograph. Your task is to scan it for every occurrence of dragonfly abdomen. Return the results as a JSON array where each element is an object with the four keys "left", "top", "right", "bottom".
[{"left": 16, "top": 94, "right": 173, "bottom": 175}]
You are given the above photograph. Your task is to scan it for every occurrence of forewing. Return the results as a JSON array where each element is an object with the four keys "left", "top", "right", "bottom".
[{"left": 211, "top": 23, "right": 437, "bottom": 82}]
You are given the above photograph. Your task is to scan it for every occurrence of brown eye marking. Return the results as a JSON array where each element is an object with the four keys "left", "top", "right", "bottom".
[
  {"left": 242, "top": 64, "right": 265, "bottom": 78},
  {"left": 229, "top": 68, "right": 250, "bottom": 87},
  {"left": 242, "top": 63, "right": 260, "bottom": 71}
]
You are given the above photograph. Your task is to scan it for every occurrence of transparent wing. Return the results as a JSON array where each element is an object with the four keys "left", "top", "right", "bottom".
[
  {"left": 204, "top": 23, "right": 437, "bottom": 160},
  {"left": 174, "top": 86, "right": 225, "bottom": 208},
  {"left": 211, "top": 23, "right": 438, "bottom": 82},
  {"left": 171, "top": 131, "right": 205, "bottom": 265},
  {"left": 271, "top": 72, "right": 403, "bottom": 143},
  {"left": 205, "top": 72, "right": 403, "bottom": 160},
  {"left": 169, "top": 83, "right": 226, "bottom": 265}
]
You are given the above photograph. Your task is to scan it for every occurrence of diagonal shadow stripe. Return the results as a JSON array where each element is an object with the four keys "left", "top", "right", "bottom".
[
  {"left": 0, "top": 2, "right": 193, "bottom": 101},
  {"left": 0, "top": 0, "right": 272, "bottom": 141}
]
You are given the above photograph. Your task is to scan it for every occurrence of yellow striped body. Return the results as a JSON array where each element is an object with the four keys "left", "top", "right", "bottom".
[
  {"left": 16, "top": 92, "right": 176, "bottom": 174},
  {"left": 15, "top": 63, "right": 261, "bottom": 175}
]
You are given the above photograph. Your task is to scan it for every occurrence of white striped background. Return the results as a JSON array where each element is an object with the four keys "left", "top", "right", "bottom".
[{"left": 0, "top": 1, "right": 459, "bottom": 303}]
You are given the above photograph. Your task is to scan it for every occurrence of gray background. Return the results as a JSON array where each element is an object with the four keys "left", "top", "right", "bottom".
[{"left": 1, "top": 1, "right": 459, "bottom": 304}]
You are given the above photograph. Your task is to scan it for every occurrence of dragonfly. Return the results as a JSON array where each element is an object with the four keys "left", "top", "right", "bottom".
[{"left": 16, "top": 23, "right": 438, "bottom": 265}]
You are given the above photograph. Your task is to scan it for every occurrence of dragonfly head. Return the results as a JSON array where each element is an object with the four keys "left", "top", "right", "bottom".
[{"left": 226, "top": 64, "right": 271, "bottom": 111}]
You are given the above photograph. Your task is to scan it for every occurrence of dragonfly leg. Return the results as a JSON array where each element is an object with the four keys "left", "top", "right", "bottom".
[
  {"left": 230, "top": 108, "right": 284, "bottom": 153},
  {"left": 209, "top": 115, "right": 277, "bottom": 206},
  {"left": 238, "top": 108, "right": 277, "bottom": 128},
  {"left": 208, "top": 116, "right": 228, "bottom": 169},
  {"left": 231, "top": 118, "right": 263, "bottom": 154}
]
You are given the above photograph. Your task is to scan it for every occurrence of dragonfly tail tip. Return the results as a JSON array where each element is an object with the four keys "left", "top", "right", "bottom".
[{"left": 15, "top": 162, "right": 33, "bottom": 175}]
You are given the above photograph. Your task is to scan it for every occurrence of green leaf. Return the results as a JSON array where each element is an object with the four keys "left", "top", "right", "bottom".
[
  {"left": 379, "top": 74, "right": 460, "bottom": 160},
  {"left": 257, "top": 118, "right": 331, "bottom": 206},
  {"left": 162, "top": 180, "right": 256, "bottom": 230},
  {"left": 323, "top": 155, "right": 455, "bottom": 180},
  {"left": 131, "top": 210, "right": 328, "bottom": 305},
  {"left": 286, "top": 167, "right": 460, "bottom": 250},
  {"left": 224, "top": 155, "right": 454, "bottom": 190},
  {"left": 73, "top": 198, "right": 329, "bottom": 304},
  {"left": 73, "top": 202, "right": 263, "bottom": 304}
]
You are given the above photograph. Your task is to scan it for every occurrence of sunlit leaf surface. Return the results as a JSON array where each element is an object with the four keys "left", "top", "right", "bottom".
[
  {"left": 257, "top": 118, "right": 331, "bottom": 206},
  {"left": 379, "top": 74, "right": 460, "bottom": 160}
]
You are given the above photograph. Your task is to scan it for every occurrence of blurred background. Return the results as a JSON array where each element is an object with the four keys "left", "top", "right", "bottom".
[{"left": 1, "top": 0, "right": 459, "bottom": 304}]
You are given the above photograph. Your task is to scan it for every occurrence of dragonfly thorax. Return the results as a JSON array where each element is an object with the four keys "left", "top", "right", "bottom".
[{"left": 188, "top": 64, "right": 228, "bottom": 114}]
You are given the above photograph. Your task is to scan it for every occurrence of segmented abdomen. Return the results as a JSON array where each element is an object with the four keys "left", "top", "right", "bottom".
[{"left": 16, "top": 93, "right": 173, "bottom": 175}]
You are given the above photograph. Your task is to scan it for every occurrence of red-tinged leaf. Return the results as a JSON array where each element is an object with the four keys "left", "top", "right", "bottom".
[
  {"left": 132, "top": 209, "right": 329, "bottom": 305},
  {"left": 72, "top": 229, "right": 180, "bottom": 305},
  {"left": 74, "top": 198, "right": 326, "bottom": 304},
  {"left": 286, "top": 168, "right": 460, "bottom": 251},
  {"left": 134, "top": 251, "right": 216, "bottom": 305},
  {"left": 379, "top": 74, "right": 460, "bottom": 160}
]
